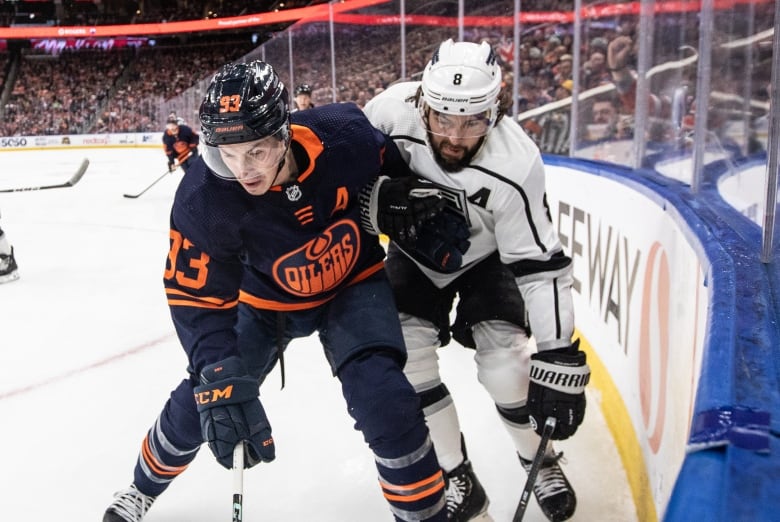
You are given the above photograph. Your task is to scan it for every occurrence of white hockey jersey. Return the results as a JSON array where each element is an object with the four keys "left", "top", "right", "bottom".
[{"left": 364, "top": 81, "right": 574, "bottom": 350}]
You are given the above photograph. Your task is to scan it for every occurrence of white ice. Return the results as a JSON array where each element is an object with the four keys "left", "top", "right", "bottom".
[{"left": 0, "top": 148, "right": 636, "bottom": 521}]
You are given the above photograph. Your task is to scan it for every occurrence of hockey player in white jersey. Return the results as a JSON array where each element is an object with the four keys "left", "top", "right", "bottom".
[
  {"left": 363, "top": 39, "right": 590, "bottom": 522},
  {"left": 0, "top": 210, "right": 19, "bottom": 284}
]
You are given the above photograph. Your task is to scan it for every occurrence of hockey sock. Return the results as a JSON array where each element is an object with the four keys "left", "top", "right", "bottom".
[{"left": 132, "top": 416, "right": 200, "bottom": 497}]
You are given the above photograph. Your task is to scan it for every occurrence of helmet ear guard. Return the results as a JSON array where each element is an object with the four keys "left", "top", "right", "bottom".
[{"left": 420, "top": 39, "right": 502, "bottom": 130}]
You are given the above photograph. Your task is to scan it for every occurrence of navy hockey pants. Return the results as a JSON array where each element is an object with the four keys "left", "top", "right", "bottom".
[{"left": 131, "top": 272, "right": 446, "bottom": 521}]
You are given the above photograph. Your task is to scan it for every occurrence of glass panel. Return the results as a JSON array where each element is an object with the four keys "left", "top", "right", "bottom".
[
  {"left": 502, "top": 0, "right": 577, "bottom": 156},
  {"left": 637, "top": 1, "right": 701, "bottom": 182},
  {"left": 571, "top": 2, "right": 639, "bottom": 167},
  {"left": 706, "top": 1, "right": 774, "bottom": 246}
]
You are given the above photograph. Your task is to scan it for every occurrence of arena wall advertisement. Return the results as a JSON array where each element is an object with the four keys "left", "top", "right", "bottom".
[
  {"left": 544, "top": 163, "right": 708, "bottom": 521},
  {"left": 0, "top": 132, "right": 164, "bottom": 151}
]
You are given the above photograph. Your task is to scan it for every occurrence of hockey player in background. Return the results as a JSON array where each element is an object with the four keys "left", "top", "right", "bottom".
[
  {"left": 292, "top": 83, "right": 315, "bottom": 111},
  {"left": 103, "top": 60, "right": 450, "bottom": 522},
  {"left": 0, "top": 211, "right": 19, "bottom": 284},
  {"left": 162, "top": 115, "right": 200, "bottom": 173},
  {"left": 363, "top": 39, "right": 590, "bottom": 522}
]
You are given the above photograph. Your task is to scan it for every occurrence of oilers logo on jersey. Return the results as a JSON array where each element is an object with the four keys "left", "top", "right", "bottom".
[{"left": 272, "top": 219, "right": 359, "bottom": 296}]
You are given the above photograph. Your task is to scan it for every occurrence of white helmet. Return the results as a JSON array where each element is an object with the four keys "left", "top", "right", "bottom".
[{"left": 421, "top": 39, "right": 502, "bottom": 123}]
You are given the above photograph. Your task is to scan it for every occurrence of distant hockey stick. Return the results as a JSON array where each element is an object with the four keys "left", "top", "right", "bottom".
[
  {"left": 232, "top": 442, "right": 245, "bottom": 522},
  {"left": 513, "top": 417, "right": 556, "bottom": 522},
  {"left": 0, "top": 158, "right": 89, "bottom": 193},
  {"left": 123, "top": 166, "right": 177, "bottom": 199}
]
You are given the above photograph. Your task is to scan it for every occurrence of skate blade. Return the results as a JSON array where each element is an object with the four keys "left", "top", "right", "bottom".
[{"left": 0, "top": 271, "right": 20, "bottom": 284}]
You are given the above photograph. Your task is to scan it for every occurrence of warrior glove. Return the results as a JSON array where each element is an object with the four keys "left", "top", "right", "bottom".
[
  {"left": 360, "top": 176, "right": 445, "bottom": 241},
  {"left": 527, "top": 339, "right": 590, "bottom": 440},
  {"left": 194, "top": 356, "right": 275, "bottom": 469},
  {"left": 399, "top": 210, "right": 471, "bottom": 272}
]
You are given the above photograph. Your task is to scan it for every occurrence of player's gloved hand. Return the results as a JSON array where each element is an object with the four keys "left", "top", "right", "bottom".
[
  {"left": 168, "top": 161, "right": 177, "bottom": 172},
  {"left": 527, "top": 339, "right": 590, "bottom": 440},
  {"left": 400, "top": 211, "right": 470, "bottom": 272},
  {"left": 360, "top": 176, "right": 445, "bottom": 241},
  {"left": 194, "top": 356, "right": 275, "bottom": 469}
]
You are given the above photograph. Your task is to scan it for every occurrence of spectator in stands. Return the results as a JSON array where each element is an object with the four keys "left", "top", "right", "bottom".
[
  {"left": 586, "top": 94, "right": 632, "bottom": 141},
  {"left": 518, "top": 76, "right": 552, "bottom": 112},
  {"left": 553, "top": 54, "right": 573, "bottom": 86},
  {"left": 292, "top": 83, "right": 315, "bottom": 111},
  {"left": 162, "top": 116, "right": 199, "bottom": 173},
  {"left": 527, "top": 46, "right": 545, "bottom": 74},
  {"left": 582, "top": 51, "right": 610, "bottom": 89}
]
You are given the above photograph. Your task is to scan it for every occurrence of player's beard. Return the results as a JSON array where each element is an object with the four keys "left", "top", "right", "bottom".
[{"left": 429, "top": 133, "right": 484, "bottom": 173}]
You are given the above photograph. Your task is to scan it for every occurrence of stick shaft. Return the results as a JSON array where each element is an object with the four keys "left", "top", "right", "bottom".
[
  {"left": 0, "top": 158, "right": 89, "bottom": 193},
  {"left": 122, "top": 169, "right": 173, "bottom": 199},
  {"left": 513, "top": 417, "right": 556, "bottom": 522},
  {"left": 232, "top": 442, "right": 244, "bottom": 522}
]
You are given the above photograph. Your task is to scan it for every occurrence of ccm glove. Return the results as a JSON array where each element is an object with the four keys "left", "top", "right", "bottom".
[
  {"left": 400, "top": 210, "right": 471, "bottom": 272},
  {"left": 193, "top": 356, "right": 275, "bottom": 469},
  {"left": 360, "top": 176, "right": 445, "bottom": 241},
  {"left": 527, "top": 339, "right": 590, "bottom": 440}
]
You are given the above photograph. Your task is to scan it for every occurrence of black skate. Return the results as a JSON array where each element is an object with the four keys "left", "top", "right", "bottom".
[
  {"left": 0, "top": 247, "right": 19, "bottom": 284},
  {"left": 518, "top": 451, "right": 576, "bottom": 522},
  {"left": 103, "top": 484, "right": 156, "bottom": 522},
  {"left": 445, "top": 459, "right": 490, "bottom": 521}
]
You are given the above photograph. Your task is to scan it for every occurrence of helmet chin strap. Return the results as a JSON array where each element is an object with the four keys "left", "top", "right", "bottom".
[{"left": 269, "top": 145, "right": 292, "bottom": 186}]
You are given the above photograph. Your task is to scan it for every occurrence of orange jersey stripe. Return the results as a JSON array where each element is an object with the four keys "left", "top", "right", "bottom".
[
  {"left": 238, "top": 262, "right": 386, "bottom": 311},
  {"left": 165, "top": 288, "right": 239, "bottom": 309}
]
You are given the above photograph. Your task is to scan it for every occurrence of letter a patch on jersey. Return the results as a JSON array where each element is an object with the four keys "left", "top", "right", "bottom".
[{"left": 331, "top": 186, "right": 349, "bottom": 216}]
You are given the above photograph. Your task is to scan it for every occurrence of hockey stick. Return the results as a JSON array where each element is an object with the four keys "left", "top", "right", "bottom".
[
  {"left": 122, "top": 166, "right": 177, "bottom": 199},
  {"left": 232, "top": 442, "right": 244, "bottom": 522},
  {"left": 513, "top": 417, "right": 556, "bottom": 522},
  {"left": 0, "top": 158, "right": 89, "bottom": 193}
]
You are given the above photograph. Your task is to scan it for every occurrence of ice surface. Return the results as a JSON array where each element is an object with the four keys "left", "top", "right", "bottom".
[{"left": 0, "top": 148, "right": 636, "bottom": 521}]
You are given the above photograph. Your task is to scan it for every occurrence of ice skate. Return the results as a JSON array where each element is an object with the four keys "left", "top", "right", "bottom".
[
  {"left": 519, "top": 451, "right": 576, "bottom": 522},
  {"left": 0, "top": 247, "right": 19, "bottom": 284},
  {"left": 103, "top": 484, "right": 156, "bottom": 522},
  {"left": 445, "top": 459, "right": 490, "bottom": 521}
]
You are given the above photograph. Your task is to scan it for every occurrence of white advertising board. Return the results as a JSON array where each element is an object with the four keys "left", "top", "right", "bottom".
[{"left": 545, "top": 164, "right": 708, "bottom": 519}]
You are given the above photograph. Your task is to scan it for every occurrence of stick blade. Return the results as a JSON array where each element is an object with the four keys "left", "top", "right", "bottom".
[{"left": 67, "top": 158, "right": 90, "bottom": 187}]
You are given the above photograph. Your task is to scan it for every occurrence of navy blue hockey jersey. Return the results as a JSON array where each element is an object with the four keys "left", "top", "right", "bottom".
[{"left": 163, "top": 103, "right": 407, "bottom": 373}]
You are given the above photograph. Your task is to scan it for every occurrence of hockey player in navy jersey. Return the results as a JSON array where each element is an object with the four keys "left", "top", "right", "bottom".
[
  {"left": 162, "top": 115, "right": 199, "bottom": 173},
  {"left": 103, "top": 61, "right": 449, "bottom": 522},
  {"left": 363, "top": 39, "right": 590, "bottom": 522}
]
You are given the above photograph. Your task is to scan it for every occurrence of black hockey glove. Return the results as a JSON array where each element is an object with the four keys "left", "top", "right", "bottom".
[
  {"left": 360, "top": 176, "right": 445, "bottom": 241},
  {"left": 527, "top": 339, "right": 590, "bottom": 440},
  {"left": 399, "top": 210, "right": 471, "bottom": 272},
  {"left": 194, "top": 356, "right": 275, "bottom": 469},
  {"left": 167, "top": 160, "right": 176, "bottom": 172}
]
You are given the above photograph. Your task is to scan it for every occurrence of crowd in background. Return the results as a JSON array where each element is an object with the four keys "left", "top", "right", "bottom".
[
  {"left": 0, "top": 39, "right": 255, "bottom": 135},
  {"left": 0, "top": 1, "right": 323, "bottom": 27},
  {"left": 0, "top": 0, "right": 773, "bottom": 157}
]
